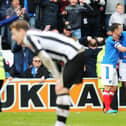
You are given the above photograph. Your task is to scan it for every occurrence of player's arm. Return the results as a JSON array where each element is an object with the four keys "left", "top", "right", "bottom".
[
  {"left": 38, "top": 50, "right": 60, "bottom": 79},
  {"left": 116, "top": 43, "right": 126, "bottom": 52}
]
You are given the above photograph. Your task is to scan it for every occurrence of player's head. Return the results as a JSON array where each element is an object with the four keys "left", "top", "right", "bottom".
[
  {"left": 10, "top": 20, "right": 30, "bottom": 45},
  {"left": 110, "top": 23, "right": 123, "bottom": 37}
]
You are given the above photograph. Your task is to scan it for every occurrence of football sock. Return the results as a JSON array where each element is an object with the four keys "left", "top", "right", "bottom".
[
  {"left": 109, "top": 90, "right": 115, "bottom": 104},
  {"left": 55, "top": 94, "right": 71, "bottom": 126},
  {"left": 103, "top": 90, "right": 110, "bottom": 111}
]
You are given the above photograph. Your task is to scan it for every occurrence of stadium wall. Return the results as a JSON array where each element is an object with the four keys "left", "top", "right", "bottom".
[{"left": 1, "top": 78, "right": 126, "bottom": 112}]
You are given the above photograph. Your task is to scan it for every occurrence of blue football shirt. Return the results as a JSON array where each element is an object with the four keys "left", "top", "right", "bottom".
[{"left": 102, "top": 36, "right": 121, "bottom": 68}]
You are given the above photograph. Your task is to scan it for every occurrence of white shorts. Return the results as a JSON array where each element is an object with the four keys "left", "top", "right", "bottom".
[
  {"left": 119, "top": 60, "right": 126, "bottom": 81},
  {"left": 101, "top": 64, "right": 118, "bottom": 86}
]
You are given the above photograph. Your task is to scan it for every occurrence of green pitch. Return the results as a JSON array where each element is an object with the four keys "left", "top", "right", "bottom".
[{"left": 0, "top": 111, "right": 126, "bottom": 126}]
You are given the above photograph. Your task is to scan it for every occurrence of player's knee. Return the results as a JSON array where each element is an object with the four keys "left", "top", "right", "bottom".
[
  {"left": 55, "top": 84, "right": 63, "bottom": 93},
  {"left": 104, "top": 85, "right": 112, "bottom": 90}
]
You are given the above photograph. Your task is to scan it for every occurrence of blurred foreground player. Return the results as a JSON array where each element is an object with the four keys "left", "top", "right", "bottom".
[{"left": 10, "top": 20, "right": 87, "bottom": 126}]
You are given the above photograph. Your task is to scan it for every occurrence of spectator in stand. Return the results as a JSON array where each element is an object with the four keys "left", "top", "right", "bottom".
[
  {"left": 63, "top": 0, "right": 93, "bottom": 39},
  {"left": 0, "top": 12, "right": 25, "bottom": 49},
  {"left": 20, "top": 0, "right": 37, "bottom": 28},
  {"left": 0, "top": 0, "right": 11, "bottom": 20},
  {"left": 109, "top": 3, "right": 126, "bottom": 30},
  {"left": 79, "top": 35, "right": 105, "bottom": 46},
  {"left": 59, "top": 0, "right": 69, "bottom": 13},
  {"left": 0, "top": 0, "right": 12, "bottom": 49},
  {"left": 40, "top": 0, "right": 59, "bottom": 30},
  {"left": 81, "top": 0, "right": 105, "bottom": 37},
  {"left": 9, "top": 44, "right": 34, "bottom": 77},
  {"left": 58, "top": 0, "right": 69, "bottom": 32},
  {"left": 83, "top": 37, "right": 102, "bottom": 77},
  {"left": 105, "top": 0, "right": 124, "bottom": 34},
  {"left": 21, "top": 56, "right": 50, "bottom": 80},
  {"left": 6, "top": 0, "right": 29, "bottom": 50},
  {"left": 6, "top": 0, "right": 29, "bottom": 20},
  {"left": 63, "top": 24, "right": 77, "bottom": 40}
]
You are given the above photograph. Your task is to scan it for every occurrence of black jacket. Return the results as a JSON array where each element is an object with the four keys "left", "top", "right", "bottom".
[
  {"left": 21, "top": 65, "right": 50, "bottom": 78},
  {"left": 20, "top": 0, "right": 37, "bottom": 13},
  {"left": 84, "top": 48, "right": 102, "bottom": 77},
  {"left": 63, "top": 3, "right": 93, "bottom": 29},
  {"left": 40, "top": 0, "right": 59, "bottom": 29}
]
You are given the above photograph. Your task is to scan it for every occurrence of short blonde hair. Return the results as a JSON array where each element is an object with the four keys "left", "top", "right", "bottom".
[
  {"left": 10, "top": 20, "right": 30, "bottom": 31},
  {"left": 116, "top": 3, "right": 123, "bottom": 8}
]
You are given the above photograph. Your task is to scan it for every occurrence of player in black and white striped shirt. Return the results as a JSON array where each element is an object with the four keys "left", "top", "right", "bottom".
[{"left": 10, "top": 20, "right": 87, "bottom": 126}]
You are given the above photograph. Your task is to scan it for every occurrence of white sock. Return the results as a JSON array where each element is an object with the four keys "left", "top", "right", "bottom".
[{"left": 55, "top": 95, "right": 71, "bottom": 126}]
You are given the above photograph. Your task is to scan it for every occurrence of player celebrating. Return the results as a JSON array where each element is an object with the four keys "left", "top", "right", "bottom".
[
  {"left": 101, "top": 23, "right": 126, "bottom": 114},
  {"left": 10, "top": 20, "right": 87, "bottom": 126}
]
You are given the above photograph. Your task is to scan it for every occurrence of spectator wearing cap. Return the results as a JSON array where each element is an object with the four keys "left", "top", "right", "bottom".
[
  {"left": 63, "top": 24, "right": 77, "bottom": 41},
  {"left": 63, "top": 0, "right": 93, "bottom": 39}
]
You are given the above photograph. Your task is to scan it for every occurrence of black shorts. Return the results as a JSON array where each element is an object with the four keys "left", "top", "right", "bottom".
[{"left": 63, "top": 51, "right": 86, "bottom": 89}]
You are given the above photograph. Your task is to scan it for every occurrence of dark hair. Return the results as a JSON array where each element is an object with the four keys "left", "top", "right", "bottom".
[
  {"left": 10, "top": 20, "right": 30, "bottom": 31},
  {"left": 110, "top": 23, "right": 121, "bottom": 32}
]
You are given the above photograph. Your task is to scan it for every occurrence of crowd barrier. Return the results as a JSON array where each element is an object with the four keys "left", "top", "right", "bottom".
[{"left": 1, "top": 78, "right": 126, "bottom": 112}]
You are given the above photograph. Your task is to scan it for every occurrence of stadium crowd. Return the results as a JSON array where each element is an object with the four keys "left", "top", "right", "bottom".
[{"left": 0, "top": 0, "right": 126, "bottom": 115}]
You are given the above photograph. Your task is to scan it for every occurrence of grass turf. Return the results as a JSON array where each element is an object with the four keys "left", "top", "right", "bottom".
[{"left": 0, "top": 111, "right": 126, "bottom": 126}]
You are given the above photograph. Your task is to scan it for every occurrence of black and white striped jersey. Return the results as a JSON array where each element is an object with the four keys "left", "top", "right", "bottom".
[{"left": 24, "top": 29, "right": 84, "bottom": 64}]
